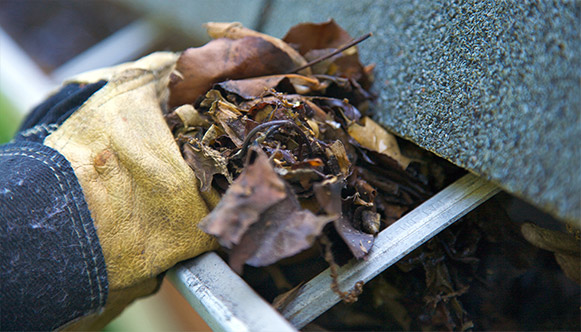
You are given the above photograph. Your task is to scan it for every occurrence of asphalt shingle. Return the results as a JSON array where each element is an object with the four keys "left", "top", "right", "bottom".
[{"left": 261, "top": 0, "right": 580, "bottom": 224}]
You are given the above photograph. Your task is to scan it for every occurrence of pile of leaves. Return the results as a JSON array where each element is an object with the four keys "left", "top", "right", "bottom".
[
  {"left": 166, "top": 20, "right": 429, "bottom": 286},
  {"left": 310, "top": 197, "right": 580, "bottom": 331},
  {"left": 164, "top": 21, "right": 581, "bottom": 331}
]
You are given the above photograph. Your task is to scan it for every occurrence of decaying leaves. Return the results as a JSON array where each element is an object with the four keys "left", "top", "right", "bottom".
[
  {"left": 201, "top": 147, "right": 333, "bottom": 272},
  {"left": 198, "top": 148, "right": 287, "bottom": 248},
  {"left": 283, "top": 19, "right": 372, "bottom": 89},
  {"left": 166, "top": 20, "right": 429, "bottom": 301},
  {"left": 348, "top": 117, "right": 411, "bottom": 169},
  {"left": 162, "top": 20, "right": 578, "bottom": 330},
  {"left": 169, "top": 36, "right": 297, "bottom": 107},
  {"left": 182, "top": 139, "right": 231, "bottom": 192},
  {"left": 205, "top": 22, "right": 309, "bottom": 74}
]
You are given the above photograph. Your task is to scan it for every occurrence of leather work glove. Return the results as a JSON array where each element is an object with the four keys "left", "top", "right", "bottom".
[{"left": 4, "top": 52, "right": 221, "bottom": 330}]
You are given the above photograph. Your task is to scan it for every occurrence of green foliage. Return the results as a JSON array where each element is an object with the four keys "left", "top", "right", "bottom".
[{"left": 0, "top": 93, "right": 22, "bottom": 143}]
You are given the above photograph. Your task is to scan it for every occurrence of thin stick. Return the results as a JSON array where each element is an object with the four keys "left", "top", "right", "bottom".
[
  {"left": 288, "top": 32, "right": 373, "bottom": 74},
  {"left": 233, "top": 120, "right": 312, "bottom": 160}
]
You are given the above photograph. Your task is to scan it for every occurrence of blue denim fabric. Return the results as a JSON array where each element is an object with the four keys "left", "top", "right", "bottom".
[{"left": 0, "top": 81, "right": 108, "bottom": 330}]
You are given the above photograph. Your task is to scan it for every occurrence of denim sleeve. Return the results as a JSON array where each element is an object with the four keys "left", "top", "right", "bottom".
[
  {"left": 0, "top": 142, "right": 108, "bottom": 331},
  {"left": 0, "top": 81, "right": 109, "bottom": 331}
]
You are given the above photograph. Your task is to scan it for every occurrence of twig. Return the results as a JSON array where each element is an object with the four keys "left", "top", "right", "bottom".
[
  {"left": 233, "top": 120, "right": 312, "bottom": 160},
  {"left": 320, "top": 234, "right": 364, "bottom": 303},
  {"left": 288, "top": 32, "right": 373, "bottom": 74}
]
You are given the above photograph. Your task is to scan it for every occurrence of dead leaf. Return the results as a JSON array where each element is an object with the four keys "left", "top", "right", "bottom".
[
  {"left": 325, "top": 140, "right": 351, "bottom": 177},
  {"left": 348, "top": 117, "right": 410, "bottom": 169},
  {"left": 217, "top": 74, "right": 321, "bottom": 100},
  {"left": 202, "top": 90, "right": 246, "bottom": 147},
  {"left": 334, "top": 216, "right": 374, "bottom": 259},
  {"left": 165, "top": 20, "right": 432, "bottom": 278},
  {"left": 205, "top": 22, "right": 309, "bottom": 74},
  {"left": 333, "top": 54, "right": 373, "bottom": 90},
  {"left": 169, "top": 36, "right": 298, "bottom": 107},
  {"left": 182, "top": 140, "right": 232, "bottom": 192},
  {"left": 311, "top": 96, "right": 362, "bottom": 124},
  {"left": 199, "top": 147, "right": 287, "bottom": 248},
  {"left": 283, "top": 20, "right": 373, "bottom": 89},
  {"left": 521, "top": 222, "right": 580, "bottom": 255},
  {"left": 521, "top": 222, "right": 581, "bottom": 284},
  {"left": 357, "top": 149, "right": 429, "bottom": 200},
  {"left": 313, "top": 177, "right": 344, "bottom": 217},
  {"left": 313, "top": 177, "right": 373, "bottom": 259},
  {"left": 173, "top": 104, "right": 211, "bottom": 128},
  {"left": 201, "top": 124, "right": 224, "bottom": 146},
  {"left": 555, "top": 253, "right": 581, "bottom": 284},
  {"left": 280, "top": 168, "right": 323, "bottom": 192},
  {"left": 312, "top": 74, "right": 374, "bottom": 109},
  {"left": 282, "top": 19, "right": 352, "bottom": 55},
  {"left": 229, "top": 191, "right": 332, "bottom": 272}
]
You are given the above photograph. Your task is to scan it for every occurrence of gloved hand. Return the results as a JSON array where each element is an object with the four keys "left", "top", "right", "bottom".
[{"left": 25, "top": 52, "right": 220, "bottom": 329}]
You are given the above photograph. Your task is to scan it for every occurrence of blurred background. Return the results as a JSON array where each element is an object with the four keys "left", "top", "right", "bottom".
[
  {"left": 0, "top": 0, "right": 269, "bottom": 330},
  {"left": 2, "top": 1, "right": 578, "bottom": 331},
  {"left": 0, "top": 0, "right": 267, "bottom": 142}
]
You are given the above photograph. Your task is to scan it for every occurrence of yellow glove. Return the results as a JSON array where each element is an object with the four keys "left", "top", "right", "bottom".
[{"left": 43, "top": 53, "right": 221, "bottom": 329}]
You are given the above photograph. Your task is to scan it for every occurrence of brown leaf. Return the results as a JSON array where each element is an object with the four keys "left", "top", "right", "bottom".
[
  {"left": 199, "top": 147, "right": 333, "bottom": 273},
  {"left": 291, "top": 158, "right": 324, "bottom": 169},
  {"left": 229, "top": 190, "right": 332, "bottom": 272},
  {"left": 217, "top": 74, "right": 321, "bottom": 100},
  {"left": 358, "top": 149, "right": 429, "bottom": 200},
  {"left": 280, "top": 168, "right": 323, "bottom": 192},
  {"left": 313, "top": 177, "right": 344, "bottom": 217},
  {"left": 182, "top": 140, "right": 231, "bottom": 192},
  {"left": 325, "top": 140, "right": 351, "bottom": 177},
  {"left": 199, "top": 147, "right": 287, "bottom": 248},
  {"left": 521, "top": 222, "right": 581, "bottom": 284},
  {"left": 205, "top": 22, "right": 309, "bottom": 74},
  {"left": 311, "top": 96, "right": 362, "bottom": 123},
  {"left": 165, "top": 104, "right": 211, "bottom": 132},
  {"left": 283, "top": 19, "right": 352, "bottom": 55},
  {"left": 168, "top": 20, "right": 420, "bottom": 276},
  {"left": 348, "top": 117, "right": 410, "bottom": 169},
  {"left": 312, "top": 74, "right": 374, "bottom": 109},
  {"left": 334, "top": 216, "right": 374, "bottom": 259},
  {"left": 172, "top": 104, "right": 211, "bottom": 128},
  {"left": 555, "top": 253, "right": 581, "bottom": 285},
  {"left": 202, "top": 90, "right": 246, "bottom": 147},
  {"left": 201, "top": 124, "right": 224, "bottom": 146},
  {"left": 283, "top": 20, "right": 373, "bottom": 89},
  {"left": 520, "top": 222, "right": 580, "bottom": 255},
  {"left": 332, "top": 53, "right": 372, "bottom": 88},
  {"left": 313, "top": 177, "right": 373, "bottom": 258},
  {"left": 169, "top": 36, "right": 297, "bottom": 107}
]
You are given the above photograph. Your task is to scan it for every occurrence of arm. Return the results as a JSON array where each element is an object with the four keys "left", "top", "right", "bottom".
[
  {"left": 1, "top": 83, "right": 108, "bottom": 331},
  {"left": 1, "top": 53, "right": 220, "bottom": 330}
]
